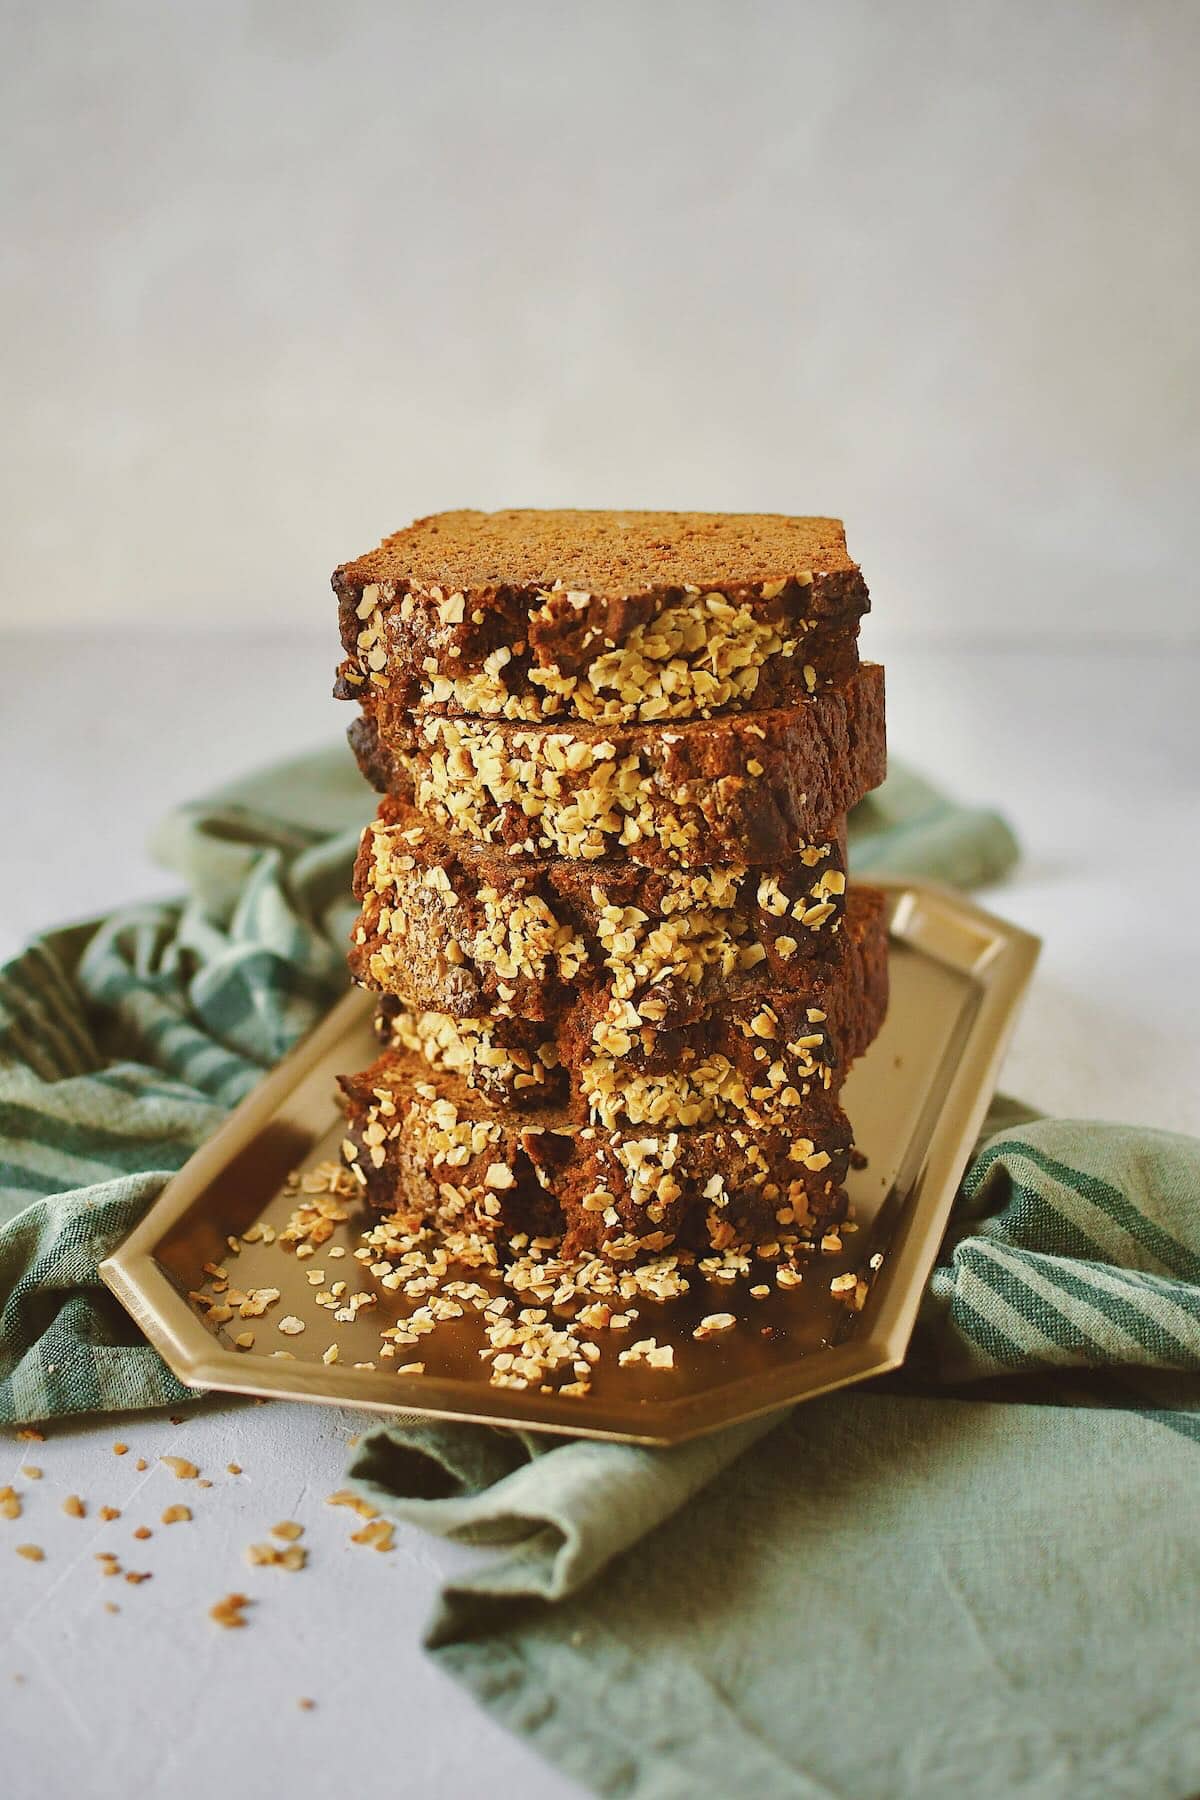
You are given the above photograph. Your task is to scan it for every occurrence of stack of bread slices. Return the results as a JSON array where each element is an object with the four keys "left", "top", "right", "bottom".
[{"left": 333, "top": 509, "right": 888, "bottom": 1270}]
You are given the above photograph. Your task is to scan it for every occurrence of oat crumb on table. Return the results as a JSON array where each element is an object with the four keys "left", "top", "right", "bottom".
[
  {"left": 210, "top": 1593, "right": 251, "bottom": 1629},
  {"left": 160, "top": 1456, "right": 199, "bottom": 1480},
  {"left": 246, "top": 1541, "right": 307, "bottom": 1570}
]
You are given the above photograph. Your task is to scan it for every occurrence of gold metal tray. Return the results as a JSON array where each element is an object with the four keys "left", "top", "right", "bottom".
[{"left": 100, "top": 878, "right": 1038, "bottom": 1445}]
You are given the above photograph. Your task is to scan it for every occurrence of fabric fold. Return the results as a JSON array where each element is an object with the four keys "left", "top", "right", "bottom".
[{"left": 351, "top": 1412, "right": 779, "bottom": 1645}]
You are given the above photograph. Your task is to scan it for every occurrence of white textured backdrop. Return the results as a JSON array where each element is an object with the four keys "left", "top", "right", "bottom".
[{"left": 2, "top": 0, "right": 1198, "bottom": 640}]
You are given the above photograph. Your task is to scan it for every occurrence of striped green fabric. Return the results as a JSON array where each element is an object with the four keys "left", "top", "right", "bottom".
[
  {"left": 0, "top": 746, "right": 1015, "bottom": 1426},
  {"left": 0, "top": 748, "right": 369, "bottom": 1423}
]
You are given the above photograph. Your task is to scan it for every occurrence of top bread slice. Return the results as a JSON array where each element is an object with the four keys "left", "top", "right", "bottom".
[{"left": 334, "top": 509, "right": 869, "bottom": 726}]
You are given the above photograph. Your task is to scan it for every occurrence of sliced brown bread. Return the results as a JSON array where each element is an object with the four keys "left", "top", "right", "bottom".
[
  {"left": 334, "top": 509, "right": 869, "bottom": 726},
  {"left": 349, "top": 662, "right": 885, "bottom": 868},
  {"left": 339, "top": 1049, "right": 852, "bottom": 1258},
  {"left": 371, "top": 886, "right": 888, "bottom": 1127},
  {"left": 351, "top": 796, "right": 851, "bottom": 1023}
]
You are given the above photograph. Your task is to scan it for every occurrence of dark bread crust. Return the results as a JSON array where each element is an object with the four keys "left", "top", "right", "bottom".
[
  {"left": 349, "top": 663, "right": 885, "bottom": 869},
  {"left": 338, "top": 1050, "right": 852, "bottom": 1258},
  {"left": 372, "top": 886, "right": 888, "bottom": 1121},
  {"left": 350, "top": 796, "right": 851, "bottom": 1023}
]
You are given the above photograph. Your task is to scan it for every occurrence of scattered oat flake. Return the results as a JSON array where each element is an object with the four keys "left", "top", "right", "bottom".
[
  {"left": 271, "top": 1521, "right": 303, "bottom": 1542},
  {"left": 161, "top": 1505, "right": 192, "bottom": 1526},
  {"left": 227, "top": 1464, "right": 242, "bottom": 1476},
  {"left": 99, "top": 1506, "right": 120, "bottom": 1522},
  {"left": 210, "top": 1593, "right": 251, "bottom": 1629},
  {"left": 104, "top": 1602, "right": 120, "bottom": 1615},
  {"left": 17, "top": 1428, "right": 44, "bottom": 1443},
  {"left": 62, "top": 1495, "right": 86, "bottom": 1519},
  {"left": 19, "top": 1466, "right": 42, "bottom": 1481},
  {"left": 132, "top": 1527, "right": 152, "bottom": 1541},
  {"left": 298, "top": 1697, "right": 316, "bottom": 1711},
  {"left": 125, "top": 1571, "right": 152, "bottom": 1586},
  {"left": 16, "top": 1545, "right": 44, "bottom": 1561},
  {"left": 618, "top": 1338, "right": 674, "bottom": 1369},
  {"left": 0, "top": 1488, "right": 21, "bottom": 1521},
  {"left": 135, "top": 1459, "right": 148, "bottom": 1472},
  {"left": 277, "top": 1316, "right": 305, "bottom": 1336},
  {"left": 112, "top": 1442, "right": 128, "bottom": 1456},
  {"left": 693, "top": 1312, "right": 737, "bottom": 1339},
  {"left": 161, "top": 1457, "right": 199, "bottom": 1480},
  {"left": 246, "top": 1541, "right": 307, "bottom": 1570},
  {"left": 326, "top": 1490, "right": 378, "bottom": 1521},
  {"left": 350, "top": 1519, "right": 394, "bottom": 1552},
  {"left": 234, "top": 1332, "right": 255, "bottom": 1350}
]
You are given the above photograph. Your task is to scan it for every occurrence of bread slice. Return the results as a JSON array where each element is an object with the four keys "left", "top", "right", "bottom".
[
  {"left": 349, "top": 662, "right": 885, "bottom": 869},
  {"left": 351, "top": 797, "right": 851, "bottom": 1022},
  {"left": 338, "top": 1050, "right": 853, "bottom": 1259},
  {"left": 371, "top": 886, "right": 888, "bottom": 1126},
  {"left": 334, "top": 509, "right": 869, "bottom": 726}
]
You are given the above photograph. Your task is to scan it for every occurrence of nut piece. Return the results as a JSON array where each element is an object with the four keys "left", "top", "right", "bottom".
[
  {"left": 210, "top": 1592, "right": 251, "bottom": 1629},
  {"left": 693, "top": 1312, "right": 737, "bottom": 1340},
  {"left": 160, "top": 1457, "right": 199, "bottom": 1481},
  {"left": 246, "top": 1541, "right": 307, "bottom": 1571}
]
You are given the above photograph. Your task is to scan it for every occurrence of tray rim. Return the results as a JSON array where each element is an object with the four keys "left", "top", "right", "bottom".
[{"left": 100, "top": 876, "right": 1040, "bottom": 1445}]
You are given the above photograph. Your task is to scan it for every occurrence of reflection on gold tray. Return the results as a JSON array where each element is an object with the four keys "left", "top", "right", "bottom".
[{"left": 100, "top": 878, "right": 1038, "bottom": 1446}]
